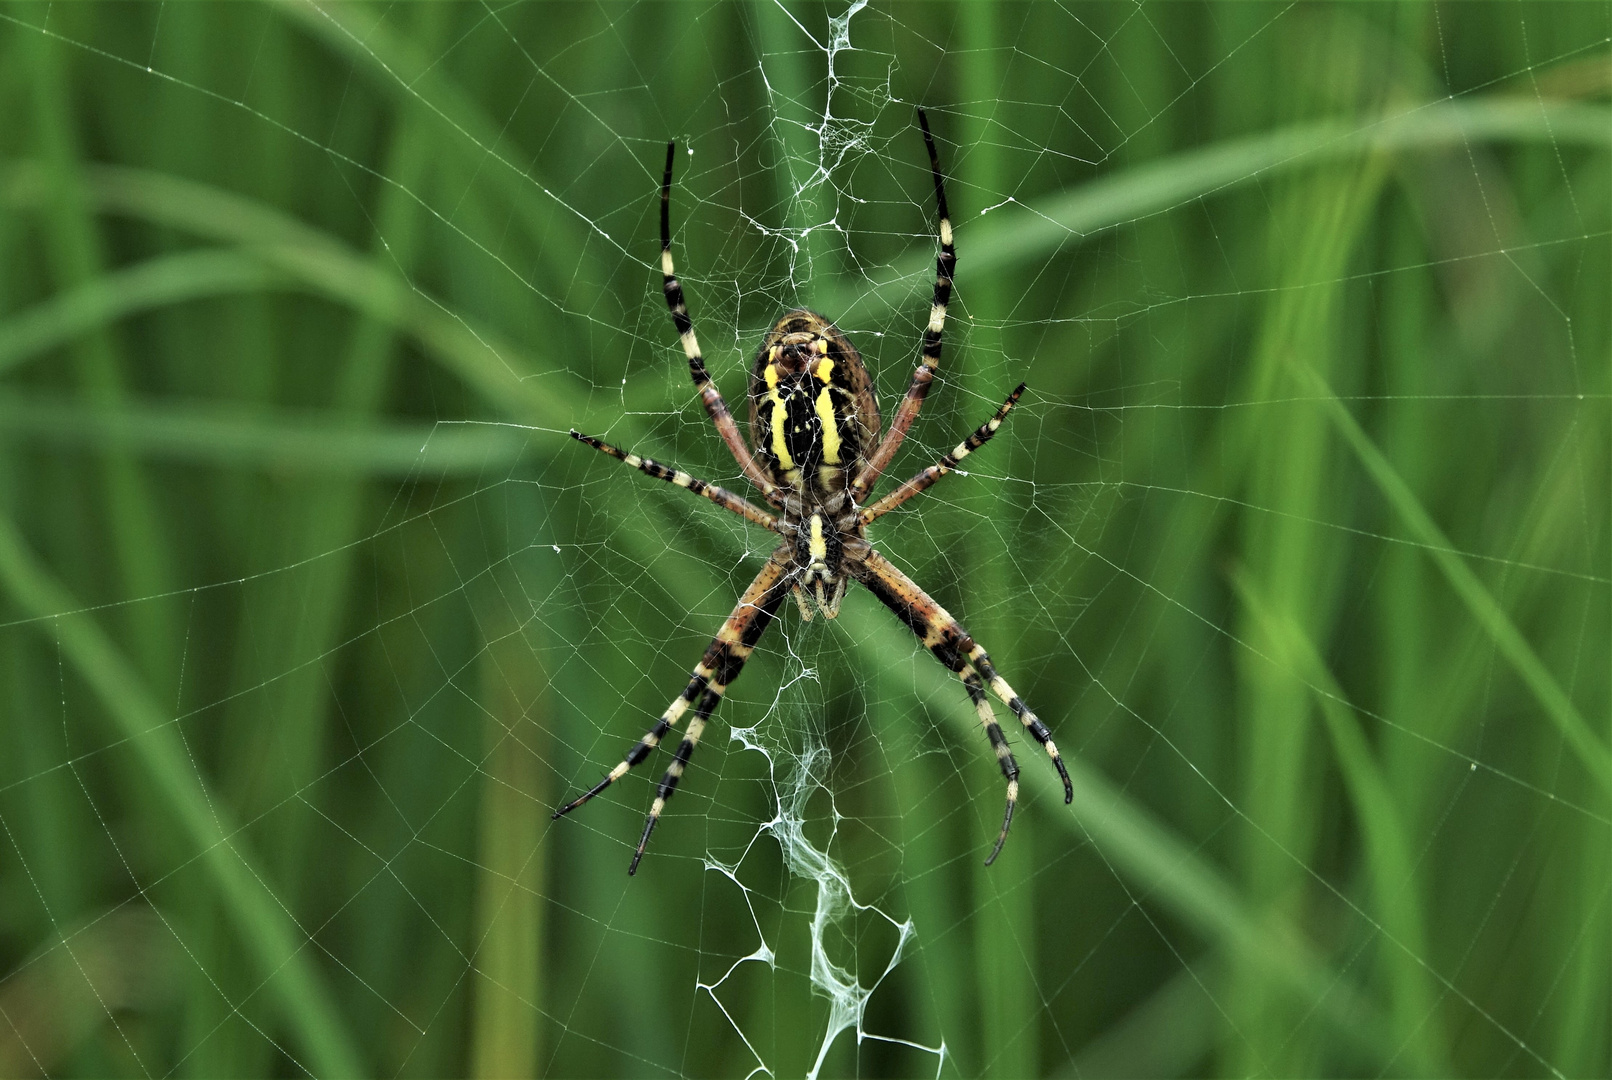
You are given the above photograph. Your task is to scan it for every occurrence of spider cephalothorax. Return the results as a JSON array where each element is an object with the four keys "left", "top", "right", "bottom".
[{"left": 558, "top": 110, "right": 1073, "bottom": 874}]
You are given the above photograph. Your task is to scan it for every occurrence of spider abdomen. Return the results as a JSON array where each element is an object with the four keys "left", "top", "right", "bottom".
[{"left": 748, "top": 309, "right": 880, "bottom": 494}]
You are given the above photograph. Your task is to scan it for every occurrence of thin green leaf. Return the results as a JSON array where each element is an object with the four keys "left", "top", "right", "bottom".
[
  {"left": 0, "top": 249, "right": 279, "bottom": 377},
  {"left": 1301, "top": 365, "right": 1612, "bottom": 799},
  {"left": 0, "top": 391, "right": 527, "bottom": 477}
]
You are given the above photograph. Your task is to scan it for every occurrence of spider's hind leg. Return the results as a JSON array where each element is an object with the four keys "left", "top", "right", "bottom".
[
  {"left": 965, "top": 648, "right": 1071, "bottom": 803},
  {"left": 962, "top": 664, "right": 1020, "bottom": 865},
  {"left": 855, "top": 548, "right": 1072, "bottom": 862},
  {"left": 553, "top": 547, "right": 795, "bottom": 875}
]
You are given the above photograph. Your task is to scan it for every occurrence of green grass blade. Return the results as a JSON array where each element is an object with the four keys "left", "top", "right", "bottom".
[
  {"left": 0, "top": 162, "right": 579, "bottom": 430},
  {"left": 0, "top": 392, "right": 526, "bottom": 477},
  {"left": 0, "top": 511, "right": 365, "bottom": 1078},
  {"left": 25, "top": 32, "right": 178, "bottom": 697},
  {"left": 267, "top": 0, "right": 599, "bottom": 283},
  {"left": 1231, "top": 564, "right": 1445, "bottom": 1075},
  {"left": 470, "top": 619, "right": 550, "bottom": 1080},
  {"left": 1302, "top": 365, "right": 1612, "bottom": 800},
  {"left": 0, "top": 249, "right": 279, "bottom": 378}
]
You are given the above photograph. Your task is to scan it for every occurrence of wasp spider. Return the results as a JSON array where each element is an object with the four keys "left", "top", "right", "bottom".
[{"left": 557, "top": 111, "right": 1073, "bottom": 874}]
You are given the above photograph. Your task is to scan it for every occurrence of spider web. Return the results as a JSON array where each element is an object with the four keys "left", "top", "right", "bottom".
[{"left": 0, "top": 2, "right": 1609, "bottom": 1078}]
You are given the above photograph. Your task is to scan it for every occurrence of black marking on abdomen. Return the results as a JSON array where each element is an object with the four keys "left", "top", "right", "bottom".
[{"left": 757, "top": 378, "right": 862, "bottom": 490}]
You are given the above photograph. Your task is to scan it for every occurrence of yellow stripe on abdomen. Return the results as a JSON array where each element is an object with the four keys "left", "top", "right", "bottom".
[
  {"left": 813, "top": 387, "right": 843, "bottom": 464},
  {"left": 767, "top": 389, "right": 796, "bottom": 470}
]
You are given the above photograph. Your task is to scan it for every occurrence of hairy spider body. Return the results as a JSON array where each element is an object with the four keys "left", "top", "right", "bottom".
[{"left": 557, "top": 111, "right": 1073, "bottom": 874}]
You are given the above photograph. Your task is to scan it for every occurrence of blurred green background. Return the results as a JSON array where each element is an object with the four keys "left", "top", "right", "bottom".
[{"left": 1, "top": 2, "right": 1608, "bottom": 1076}]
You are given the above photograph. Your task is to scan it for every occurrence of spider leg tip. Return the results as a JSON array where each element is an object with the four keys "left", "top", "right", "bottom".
[
  {"left": 985, "top": 831, "right": 1009, "bottom": 866},
  {"left": 1053, "top": 756, "right": 1073, "bottom": 802}
]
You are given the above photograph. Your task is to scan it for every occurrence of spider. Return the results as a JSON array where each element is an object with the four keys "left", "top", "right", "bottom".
[{"left": 556, "top": 110, "right": 1072, "bottom": 874}]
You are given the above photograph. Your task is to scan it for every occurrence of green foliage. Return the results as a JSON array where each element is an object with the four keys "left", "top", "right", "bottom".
[{"left": 0, "top": 3, "right": 1607, "bottom": 1076}]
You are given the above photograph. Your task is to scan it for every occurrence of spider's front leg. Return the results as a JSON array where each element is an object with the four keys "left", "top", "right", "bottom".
[
  {"left": 860, "top": 383, "right": 1025, "bottom": 525},
  {"left": 852, "top": 108, "right": 956, "bottom": 500},
  {"left": 569, "top": 430, "right": 778, "bottom": 530},
  {"left": 659, "top": 142, "right": 780, "bottom": 504},
  {"left": 855, "top": 549, "right": 1072, "bottom": 863},
  {"left": 552, "top": 546, "right": 795, "bottom": 875}
]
